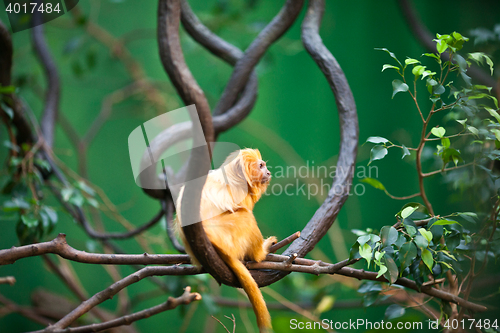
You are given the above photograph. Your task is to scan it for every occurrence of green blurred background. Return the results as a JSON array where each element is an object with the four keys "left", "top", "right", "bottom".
[{"left": 0, "top": 0, "right": 499, "bottom": 332}]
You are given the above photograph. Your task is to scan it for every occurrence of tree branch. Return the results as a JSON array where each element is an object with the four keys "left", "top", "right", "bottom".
[
  {"left": 336, "top": 266, "right": 487, "bottom": 313},
  {"left": 157, "top": 0, "right": 213, "bottom": 143},
  {"left": 34, "top": 287, "right": 201, "bottom": 333},
  {"left": 158, "top": 0, "right": 235, "bottom": 286},
  {"left": 180, "top": 0, "right": 258, "bottom": 137},
  {"left": 212, "top": 0, "right": 304, "bottom": 117},
  {"left": 0, "top": 235, "right": 486, "bottom": 313},
  {"left": 248, "top": 0, "right": 359, "bottom": 287},
  {"left": 0, "top": 233, "right": 190, "bottom": 266},
  {"left": 397, "top": 0, "right": 497, "bottom": 94},
  {"left": 31, "top": 10, "right": 60, "bottom": 149}
]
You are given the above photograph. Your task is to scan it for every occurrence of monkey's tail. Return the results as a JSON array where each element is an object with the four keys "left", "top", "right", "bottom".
[{"left": 219, "top": 253, "right": 271, "bottom": 332}]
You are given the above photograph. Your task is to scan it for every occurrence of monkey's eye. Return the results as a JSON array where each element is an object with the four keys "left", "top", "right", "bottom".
[{"left": 259, "top": 162, "right": 264, "bottom": 169}]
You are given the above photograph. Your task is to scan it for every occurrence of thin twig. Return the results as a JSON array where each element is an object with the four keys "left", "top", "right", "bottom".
[
  {"left": 269, "top": 231, "right": 300, "bottom": 253},
  {"left": 0, "top": 276, "right": 16, "bottom": 285},
  {"left": 32, "top": 287, "right": 201, "bottom": 333}
]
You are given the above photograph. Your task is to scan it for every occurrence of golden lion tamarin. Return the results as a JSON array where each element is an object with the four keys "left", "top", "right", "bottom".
[{"left": 175, "top": 148, "right": 275, "bottom": 332}]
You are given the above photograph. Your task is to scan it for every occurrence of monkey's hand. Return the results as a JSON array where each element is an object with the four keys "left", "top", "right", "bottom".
[
  {"left": 263, "top": 236, "right": 278, "bottom": 252},
  {"left": 253, "top": 236, "right": 277, "bottom": 263}
]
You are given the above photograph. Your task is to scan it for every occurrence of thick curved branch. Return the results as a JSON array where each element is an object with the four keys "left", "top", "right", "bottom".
[
  {"left": 212, "top": 0, "right": 304, "bottom": 116},
  {"left": 141, "top": 0, "right": 259, "bottom": 198},
  {"left": 158, "top": 0, "right": 236, "bottom": 286},
  {"left": 251, "top": 0, "right": 359, "bottom": 287},
  {"left": 180, "top": 0, "right": 258, "bottom": 136},
  {"left": 0, "top": 233, "right": 191, "bottom": 266},
  {"left": 157, "top": 0, "right": 213, "bottom": 143},
  {"left": 32, "top": 11, "right": 60, "bottom": 148},
  {"left": 35, "top": 287, "right": 201, "bottom": 333},
  {"left": 397, "top": 0, "right": 497, "bottom": 94}
]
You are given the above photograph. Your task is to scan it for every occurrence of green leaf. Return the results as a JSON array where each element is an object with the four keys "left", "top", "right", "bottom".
[
  {"left": 485, "top": 107, "right": 500, "bottom": 123},
  {"left": 382, "top": 64, "right": 399, "bottom": 72},
  {"left": 391, "top": 79, "right": 409, "bottom": 98},
  {"left": 357, "top": 235, "right": 371, "bottom": 246},
  {"left": 61, "top": 188, "right": 73, "bottom": 201},
  {"left": 382, "top": 256, "right": 398, "bottom": 284},
  {"left": 21, "top": 215, "right": 38, "bottom": 228},
  {"left": 485, "top": 55, "right": 494, "bottom": 75},
  {"left": 42, "top": 206, "right": 58, "bottom": 224},
  {"left": 431, "top": 219, "right": 461, "bottom": 227},
  {"left": 380, "top": 226, "right": 398, "bottom": 246},
  {"left": 366, "top": 136, "right": 389, "bottom": 144},
  {"left": 77, "top": 181, "right": 95, "bottom": 196},
  {"left": 412, "top": 65, "right": 426, "bottom": 77},
  {"left": 69, "top": 193, "right": 85, "bottom": 207},
  {"left": 401, "top": 145, "right": 410, "bottom": 159},
  {"left": 86, "top": 198, "right": 99, "bottom": 208},
  {"left": 405, "top": 225, "right": 417, "bottom": 237},
  {"left": 421, "top": 248, "right": 434, "bottom": 271},
  {"left": 413, "top": 235, "right": 428, "bottom": 250},
  {"left": 368, "top": 145, "right": 388, "bottom": 165},
  {"left": 491, "top": 129, "right": 500, "bottom": 142},
  {"left": 401, "top": 206, "right": 417, "bottom": 219},
  {"left": 433, "top": 84, "right": 445, "bottom": 95},
  {"left": 436, "top": 39, "right": 448, "bottom": 54},
  {"left": 315, "top": 296, "right": 335, "bottom": 314},
  {"left": 399, "top": 242, "right": 417, "bottom": 272},
  {"left": 359, "top": 243, "right": 372, "bottom": 267},
  {"left": 376, "top": 264, "right": 387, "bottom": 279},
  {"left": 468, "top": 52, "right": 494, "bottom": 75},
  {"left": 360, "top": 177, "right": 386, "bottom": 191},
  {"left": 1, "top": 102, "right": 14, "bottom": 119},
  {"left": 422, "top": 53, "right": 441, "bottom": 63},
  {"left": 418, "top": 229, "right": 433, "bottom": 243},
  {"left": 2, "top": 198, "right": 30, "bottom": 212},
  {"left": 385, "top": 304, "right": 405, "bottom": 320},
  {"left": 456, "top": 119, "right": 467, "bottom": 127},
  {"left": 375, "top": 48, "right": 402, "bottom": 67},
  {"left": 441, "top": 137, "right": 450, "bottom": 149},
  {"left": 454, "top": 53, "right": 468, "bottom": 70},
  {"left": 431, "top": 127, "right": 446, "bottom": 138},
  {"left": 405, "top": 58, "right": 420, "bottom": 66},
  {"left": 467, "top": 125, "right": 478, "bottom": 137}
]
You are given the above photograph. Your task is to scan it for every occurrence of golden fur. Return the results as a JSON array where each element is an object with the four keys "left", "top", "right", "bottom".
[{"left": 175, "top": 148, "right": 275, "bottom": 331}]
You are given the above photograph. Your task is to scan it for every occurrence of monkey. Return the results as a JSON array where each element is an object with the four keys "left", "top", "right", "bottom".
[{"left": 175, "top": 148, "right": 276, "bottom": 332}]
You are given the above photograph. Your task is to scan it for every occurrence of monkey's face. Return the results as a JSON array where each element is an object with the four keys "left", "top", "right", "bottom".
[
  {"left": 246, "top": 158, "right": 271, "bottom": 185},
  {"left": 257, "top": 160, "right": 271, "bottom": 184},
  {"left": 238, "top": 148, "right": 271, "bottom": 188}
]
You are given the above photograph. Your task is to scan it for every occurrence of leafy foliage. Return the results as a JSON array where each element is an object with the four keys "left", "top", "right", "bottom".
[{"left": 355, "top": 32, "right": 500, "bottom": 317}]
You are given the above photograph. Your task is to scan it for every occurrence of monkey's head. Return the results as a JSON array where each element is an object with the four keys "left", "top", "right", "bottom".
[
  {"left": 221, "top": 148, "right": 271, "bottom": 188},
  {"left": 240, "top": 148, "right": 271, "bottom": 186}
]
